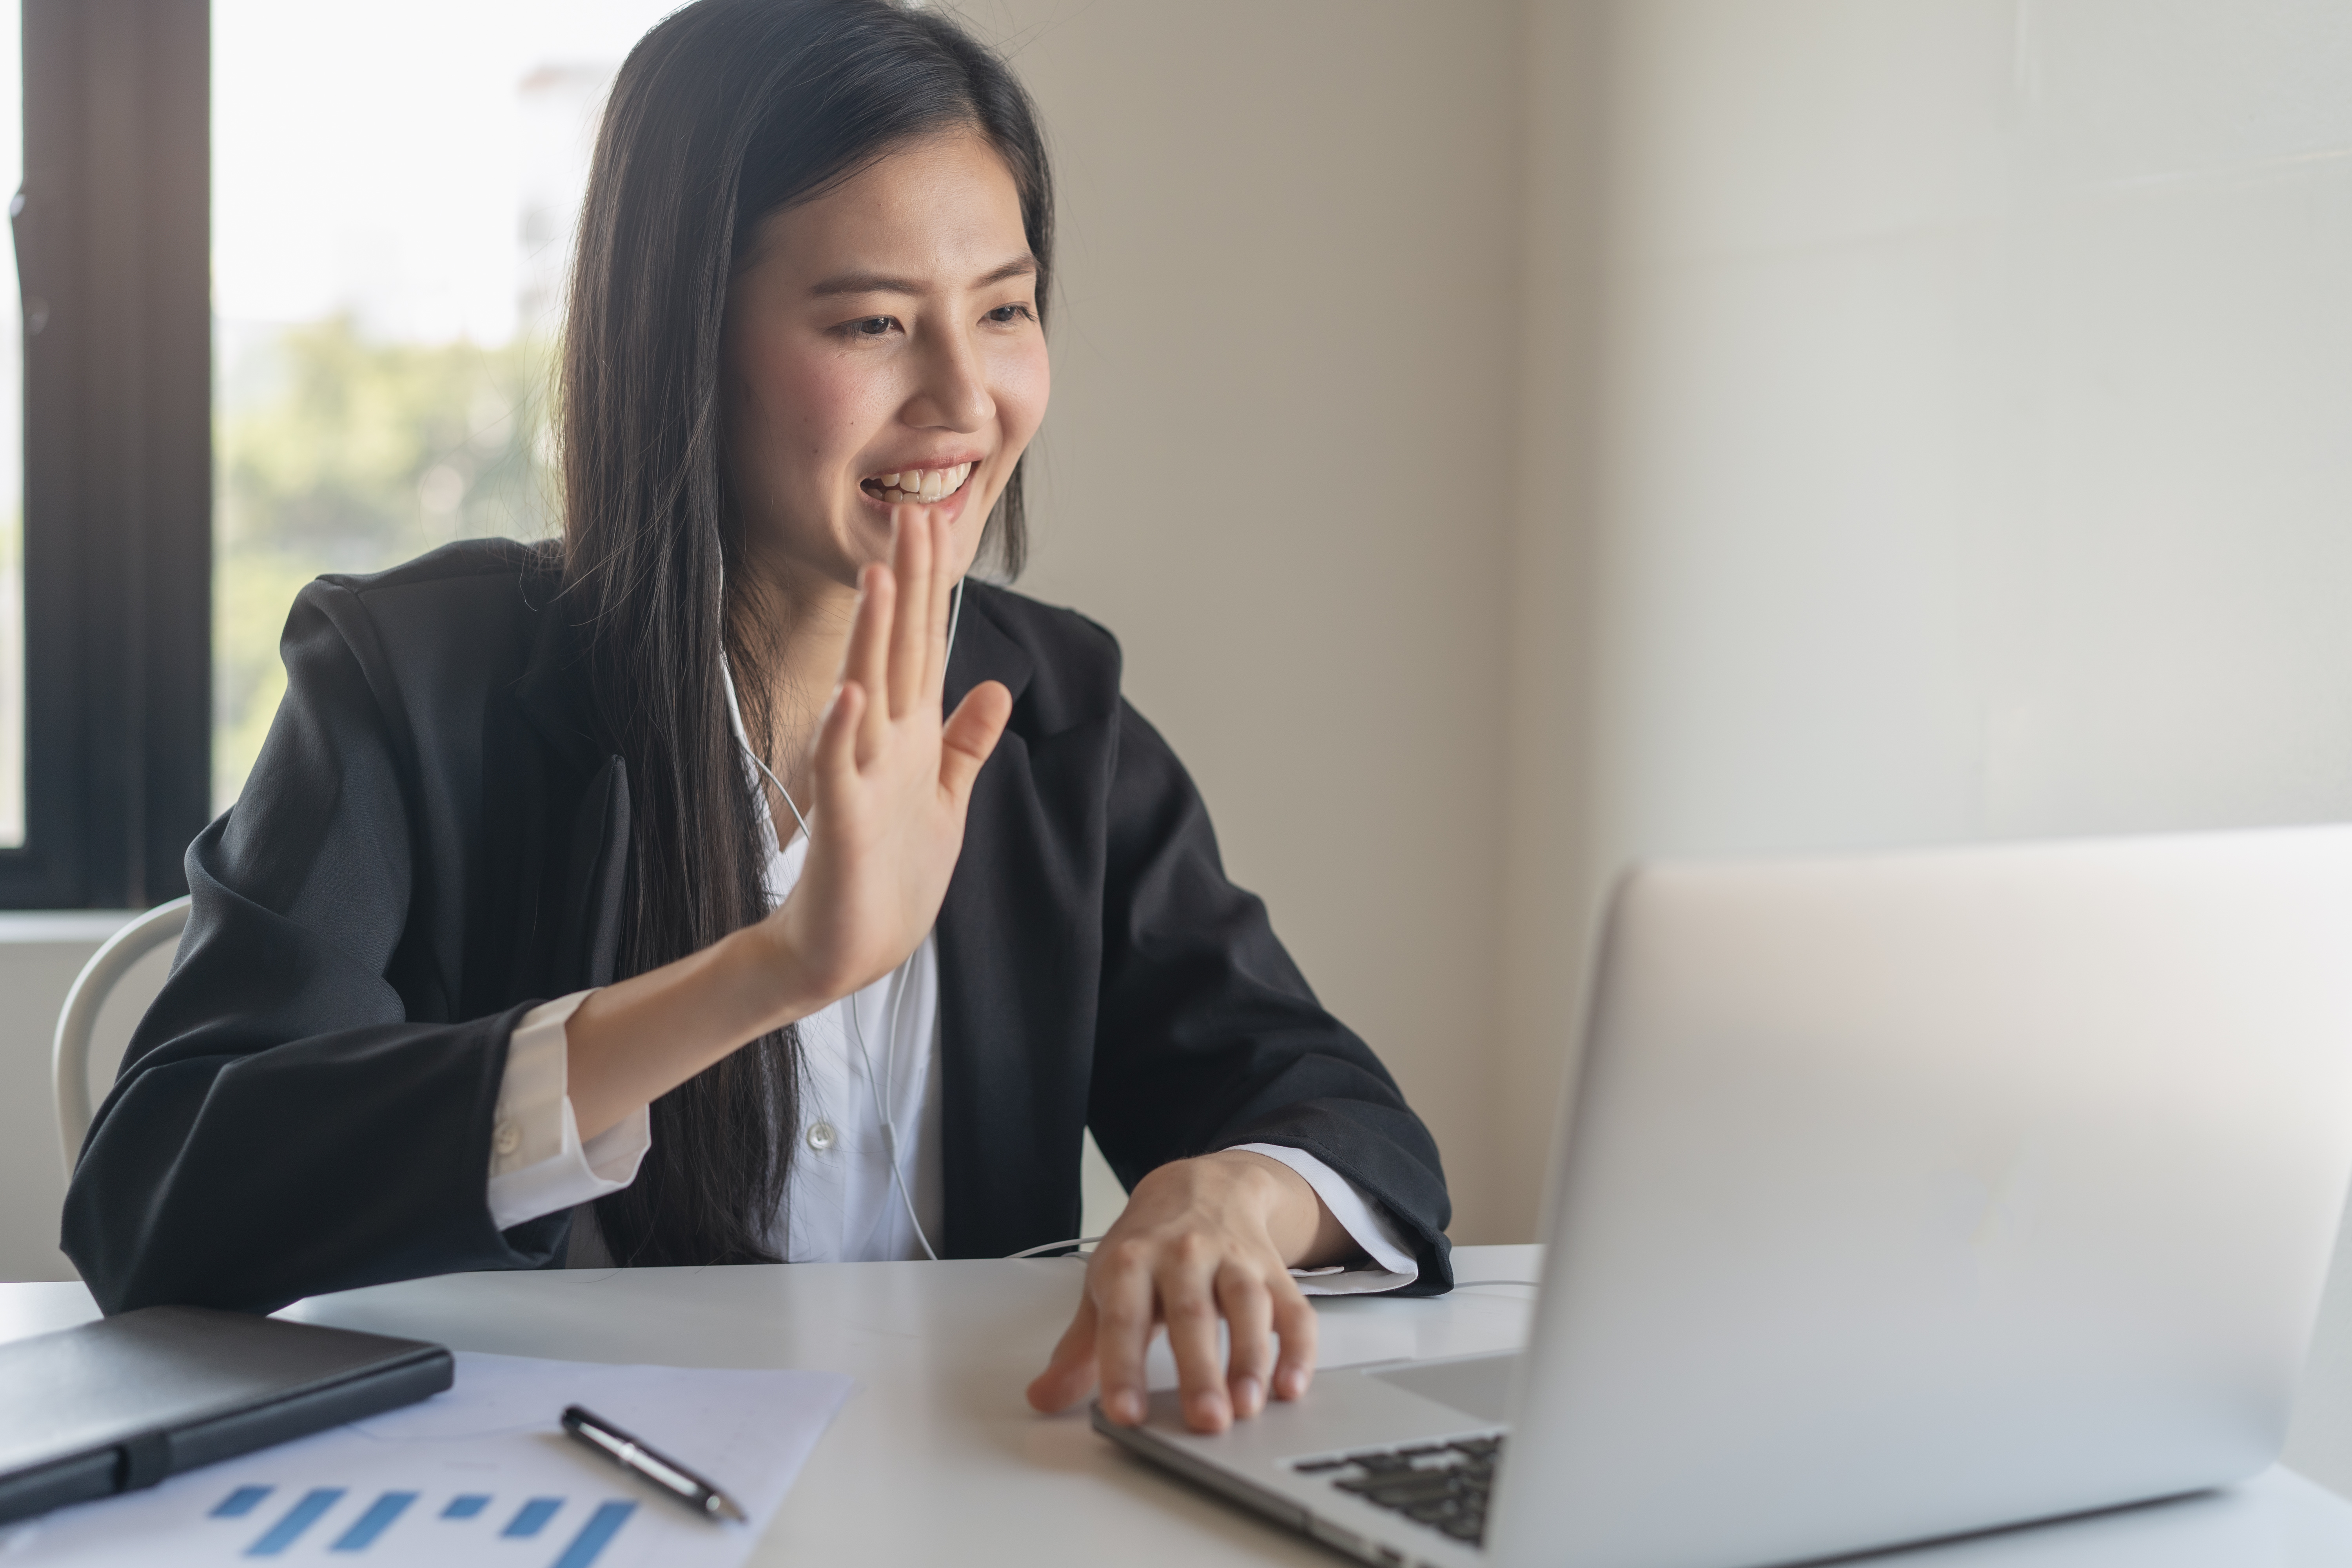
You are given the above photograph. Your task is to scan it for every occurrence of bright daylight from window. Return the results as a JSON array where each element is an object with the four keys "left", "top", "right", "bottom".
[{"left": 212, "top": 1, "right": 679, "bottom": 812}]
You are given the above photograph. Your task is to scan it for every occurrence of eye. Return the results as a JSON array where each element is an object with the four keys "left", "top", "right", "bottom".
[
  {"left": 851, "top": 315, "right": 898, "bottom": 336},
  {"left": 985, "top": 303, "right": 1036, "bottom": 325}
]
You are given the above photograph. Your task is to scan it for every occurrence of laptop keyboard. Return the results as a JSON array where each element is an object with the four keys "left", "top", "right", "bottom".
[{"left": 1295, "top": 1435, "right": 1503, "bottom": 1546}]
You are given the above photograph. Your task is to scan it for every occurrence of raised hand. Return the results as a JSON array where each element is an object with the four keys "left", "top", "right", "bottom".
[
  {"left": 760, "top": 508, "right": 1012, "bottom": 1006},
  {"left": 562, "top": 506, "right": 1009, "bottom": 1143}
]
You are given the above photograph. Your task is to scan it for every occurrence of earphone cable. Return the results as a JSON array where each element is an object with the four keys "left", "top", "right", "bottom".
[
  {"left": 848, "top": 966, "right": 939, "bottom": 1259},
  {"left": 1004, "top": 1236, "right": 1106, "bottom": 1259}
]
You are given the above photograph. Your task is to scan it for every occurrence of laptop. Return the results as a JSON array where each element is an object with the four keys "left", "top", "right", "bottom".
[{"left": 1096, "top": 825, "right": 2352, "bottom": 1568}]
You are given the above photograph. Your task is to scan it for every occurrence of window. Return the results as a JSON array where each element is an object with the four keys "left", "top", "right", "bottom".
[
  {"left": 1, "top": 2, "right": 677, "bottom": 907},
  {"left": 211, "top": 2, "right": 676, "bottom": 810},
  {"left": 7, "top": 1, "right": 210, "bottom": 908}
]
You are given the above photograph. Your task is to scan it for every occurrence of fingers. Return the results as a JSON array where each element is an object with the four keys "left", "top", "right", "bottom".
[
  {"left": 886, "top": 506, "right": 929, "bottom": 719},
  {"left": 844, "top": 562, "right": 893, "bottom": 766},
  {"left": 1025, "top": 1294, "right": 1100, "bottom": 1415},
  {"left": 1218, "top": 1262, "right": 1275, "bottom": 1421},
  {"left": 923, "top": 513, "right": 954, "bottom": 700},
  {"left": 811, "top": 679, "right": 865, "bottom": 803},
  {"left": 1031, "top": 1156, "right": 1324, "bottom": 1434},
  {"left": 1161, "top": 1242, "right": 1231, "bottom": 1434},
  {"left": 1043, "top": 1248, "right": 1310, "bottom": 1431},
  {"left": 1091, "top": 1241, "right": 1158, "bottom": 1428},
  {"left": 938, "top": 681, "right": 1013, "bottom": 803},
  {"left": 834, "top": 512, "right": 960, "bottom": 777},
  {"left": 1270, "top": 1274, "right": 1318, "bottom": 1404}
]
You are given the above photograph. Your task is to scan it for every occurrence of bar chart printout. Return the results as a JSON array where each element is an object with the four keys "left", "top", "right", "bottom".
[
  {"left": 0, "top": 1351, "right": 852, "bottom": 1567},
  {"left": 214, "top": 1483, "right": 636, "bottom": 1564}
]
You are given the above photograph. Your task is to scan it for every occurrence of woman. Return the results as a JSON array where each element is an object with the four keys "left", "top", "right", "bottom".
[{"left": 62, "top": 0, "right": 1450, "bottom": 1437}]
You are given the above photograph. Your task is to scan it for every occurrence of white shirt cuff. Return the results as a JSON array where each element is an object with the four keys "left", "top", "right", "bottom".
[
  {"left": 486, "top": 990, "right": 650, "bottom": 1232},
  {"left": 1230, "top": 1142, "right": 1421, "bottom": 1295}
]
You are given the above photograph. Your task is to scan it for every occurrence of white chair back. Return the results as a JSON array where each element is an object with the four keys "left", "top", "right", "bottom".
[{"left": 52, "top": 896, "right": 192, "bottom": 1179}]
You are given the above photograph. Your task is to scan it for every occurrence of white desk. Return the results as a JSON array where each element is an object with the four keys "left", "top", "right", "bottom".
[{"left": 4, "top": 1245, "right": 2351, "bottom": 1565}]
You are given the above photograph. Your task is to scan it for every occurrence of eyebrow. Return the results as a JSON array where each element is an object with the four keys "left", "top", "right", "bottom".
[{"left": 808, "top": 254, "right": 1039, "bottom": 298}]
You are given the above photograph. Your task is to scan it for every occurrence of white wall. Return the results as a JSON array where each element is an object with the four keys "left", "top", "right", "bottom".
[
  {"left": 1592, "top": 0, "right": 2352, "bottom": 860},
  {"left": 1497, "top": 0, "right": 2352, "bottom": 1493},
  {"left": 976, "top": 0, "right": 1526, "bottom": 1236},
  {"left": 1498, "top": 0, "right": 2352, "bottom": 1230},
  {"left": 0, "top": 916, "right": 141, "bottom": 1283},
  {"left": 982, "top": 0, "right": 2352, "bottom": 1256}
]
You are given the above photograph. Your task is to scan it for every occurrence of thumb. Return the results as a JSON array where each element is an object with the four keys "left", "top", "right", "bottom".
[{"left": 939, "top": 680, "right": 1013, "bottom": 802}]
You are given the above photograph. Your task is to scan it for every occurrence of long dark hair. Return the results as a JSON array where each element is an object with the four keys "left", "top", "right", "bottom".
[{"left": 560, "top": 0, "right": 1054, "bottom": 1265}]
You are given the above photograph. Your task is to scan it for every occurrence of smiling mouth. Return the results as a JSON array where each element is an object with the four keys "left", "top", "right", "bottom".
[{"left": 862, "top": 462, "right": 975, "bottom": 506}]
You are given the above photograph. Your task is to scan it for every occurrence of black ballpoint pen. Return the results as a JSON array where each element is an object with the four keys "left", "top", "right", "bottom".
[{"left": 561, "top": 1404, "right": 749, "bottom": 1523}]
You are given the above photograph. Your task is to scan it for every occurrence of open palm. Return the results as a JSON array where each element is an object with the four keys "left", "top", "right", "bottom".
[{"left": 764, "top": 510, "right": 1011, "bottom": 1005}]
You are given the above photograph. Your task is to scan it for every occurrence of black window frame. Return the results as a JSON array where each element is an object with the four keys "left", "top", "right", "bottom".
[{"left": 5, "top": 0, "right": 212, "bottom": 908}]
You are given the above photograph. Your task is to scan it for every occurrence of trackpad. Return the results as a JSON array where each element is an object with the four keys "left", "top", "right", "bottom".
[{"left": 1368, "top": 1352, "right": 1518, "bottom": 1423}]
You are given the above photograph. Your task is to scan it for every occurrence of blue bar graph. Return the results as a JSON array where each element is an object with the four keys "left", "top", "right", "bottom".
[
  {"left": 214, "top": 1486, "right": 633, "bottom": 1562},
  {"left": 503, "top": 1497, "right": 564, "bottom": 1538},
  {"left": 549, "top": 1501, "right": 637, "bottom": 1568},
  {"left": 330, "top": 1491, "right": 416, "bottom": 1552},
  {"left": 246, "top": 1488, "right": 345, "bottom": 1556}
]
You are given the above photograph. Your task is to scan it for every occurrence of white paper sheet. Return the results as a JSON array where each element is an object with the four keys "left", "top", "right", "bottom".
[{"left": 0, "top": 1351, "right": 853, "bottom": 1567}]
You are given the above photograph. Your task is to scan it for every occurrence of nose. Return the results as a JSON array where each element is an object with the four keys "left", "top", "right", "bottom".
[{"left": 905, "top": 319, "right": 994, "bottom": 434}]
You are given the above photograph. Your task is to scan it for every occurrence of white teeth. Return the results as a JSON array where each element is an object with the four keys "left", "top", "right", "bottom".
[{"left": 871, "top": 464, "right": 973, "bottom": 501}]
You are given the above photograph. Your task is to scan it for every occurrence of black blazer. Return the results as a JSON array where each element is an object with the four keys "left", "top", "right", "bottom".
[{"left": 60, "top": 541, "right": 1452, "bottom": 1314}]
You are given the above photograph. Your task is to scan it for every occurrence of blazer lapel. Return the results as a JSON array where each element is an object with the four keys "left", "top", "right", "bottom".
[{"left": 943, "top": 588, "right": 1034, "bottom": 714}]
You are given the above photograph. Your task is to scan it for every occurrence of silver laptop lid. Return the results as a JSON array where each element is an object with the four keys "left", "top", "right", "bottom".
[{"left": 1491, "top": 826, "right": 2352, "bottom": 1568}]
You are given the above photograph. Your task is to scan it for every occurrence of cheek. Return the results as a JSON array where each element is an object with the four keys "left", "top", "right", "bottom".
[
  {"left": 993, "top": 339, "right": 1052, "bottom": 455},
  {"left": 737, "top": 341, "right": 895, "bottom": 491}
]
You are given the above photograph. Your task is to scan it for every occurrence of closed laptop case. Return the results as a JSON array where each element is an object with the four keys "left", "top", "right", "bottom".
[{"left": 0, "top": 1305, "right": 452, "bottom": 1525}]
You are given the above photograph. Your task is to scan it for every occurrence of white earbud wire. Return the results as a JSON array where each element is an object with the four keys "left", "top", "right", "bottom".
[{"left": 1004, "top": 1235, "right": 1106, "bottom": 1260}]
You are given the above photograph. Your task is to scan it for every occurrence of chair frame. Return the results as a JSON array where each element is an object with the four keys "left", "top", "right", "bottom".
[{"left": 52, "top": 895, "right": 192, "bottom": 1179}]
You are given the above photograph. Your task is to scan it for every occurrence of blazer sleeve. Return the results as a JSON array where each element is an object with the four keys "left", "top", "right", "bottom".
[
  {"left": 60, "top": 581, "right": 565, "bottom": 1315},
  {"left": 1086, "top": 700, "right": 1453, "bottom": 1293}
]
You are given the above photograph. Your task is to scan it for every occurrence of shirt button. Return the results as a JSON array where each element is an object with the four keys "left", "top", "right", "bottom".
[
  {"left": 805, "top": 1121, "right": 837, "bottom": 1153},
  {"left": 493, "top": 1121, "right": 521, "bottom": 1157}
]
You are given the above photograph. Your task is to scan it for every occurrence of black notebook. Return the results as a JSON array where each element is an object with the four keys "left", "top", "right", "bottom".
[{"left": 0, "top": 1305, "right": 452, "bottom": 1525}]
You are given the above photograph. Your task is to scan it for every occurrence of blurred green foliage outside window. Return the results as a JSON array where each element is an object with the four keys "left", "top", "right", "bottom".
[
  {"left": 214, "top": 2, "right": 671, "bottom": 816},
  {"left": 213, "top": 321, "right": 555, "bottom": 809}
]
